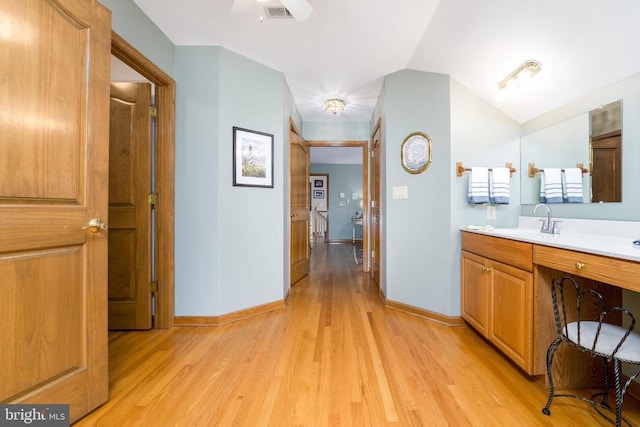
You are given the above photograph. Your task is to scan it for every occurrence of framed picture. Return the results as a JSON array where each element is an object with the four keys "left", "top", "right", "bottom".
[
  {"left": 314, "top": 179, "right": 323, "bottom": 188},
  {"left": 233, "top": 126, "right": 274, "bottom": 188},
  {"left": 401, "top": 131, "right": 432, "bottom": 174},
  {"left": 313, "top": 190, "right": 324, "bottom": 199}
]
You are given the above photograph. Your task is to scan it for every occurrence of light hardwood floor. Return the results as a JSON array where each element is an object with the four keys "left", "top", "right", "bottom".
[{"left": 75, "top": 240, "right": 640, "bottom": 426}]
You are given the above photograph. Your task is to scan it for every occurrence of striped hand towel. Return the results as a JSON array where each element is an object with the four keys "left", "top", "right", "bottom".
[
  {"left": 467, "top": 167, "right": 489, "bottom": 204},
  {"left": 562, "top": 168, "right": 584, "bottom": 203},
  {"left": 489, "top": 167, "right": 510, "bottom": 204},
  {"left": 540, "top": 168, "right": 563, "bottom": 204}
]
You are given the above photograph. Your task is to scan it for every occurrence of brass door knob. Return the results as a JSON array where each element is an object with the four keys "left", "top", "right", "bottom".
[{"left": 83, "top": 218, "right": 107, "bottom": 233}]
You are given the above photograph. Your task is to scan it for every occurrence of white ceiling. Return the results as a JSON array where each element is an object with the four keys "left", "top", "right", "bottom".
[{"left": 131, "top": 0, "right": 640, "bottom": 125}]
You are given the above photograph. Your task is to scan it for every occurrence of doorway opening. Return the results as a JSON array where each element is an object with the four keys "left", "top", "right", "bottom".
[
  {"left": 110, "top": 32, "right": 175, "bottom": 329},
  {"left": 307, "top": 141, "right": 368, "bottom": 272}
]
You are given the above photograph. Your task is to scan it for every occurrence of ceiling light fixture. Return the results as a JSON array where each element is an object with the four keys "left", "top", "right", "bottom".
[
  {"left": 496, "top": 60, "right": 542, "bottom": 102},
  {"left": 324, "top": 98, "right": 345, "bottom": 115}
]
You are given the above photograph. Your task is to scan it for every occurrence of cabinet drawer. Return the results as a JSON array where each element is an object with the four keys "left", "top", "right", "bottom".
[
  {"left": 461, "top": 232, "right": 533, "bottom": 272},
  {"left": 534, "top": 245, "right": 640, "bottom": 292}
]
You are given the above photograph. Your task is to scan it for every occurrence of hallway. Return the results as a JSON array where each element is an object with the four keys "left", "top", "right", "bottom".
[{"left": 75, "top": 241, "right": 639, "bottom": 426}]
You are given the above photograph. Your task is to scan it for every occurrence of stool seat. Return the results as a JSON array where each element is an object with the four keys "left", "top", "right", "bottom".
[{"left": 565, "top": 321, "right": 640, "bottom": 363}]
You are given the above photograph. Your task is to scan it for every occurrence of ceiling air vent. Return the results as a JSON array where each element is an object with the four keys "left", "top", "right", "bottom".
[{"left": 263, "top": 5, "right": 293, "bottom": 19}]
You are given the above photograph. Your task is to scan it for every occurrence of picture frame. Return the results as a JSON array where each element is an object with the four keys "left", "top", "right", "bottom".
[
  {"left": 314, "top": 179, "right": 324, "bottom": 188},
  {"left": 313, "top": 190, "right": 324, "bottom": 199},
  {"left": 401, "top": 131, "right": 432, "bottom": 174},
  {"left": 233, "top": 126, "right": 274, "bottom": 188}
]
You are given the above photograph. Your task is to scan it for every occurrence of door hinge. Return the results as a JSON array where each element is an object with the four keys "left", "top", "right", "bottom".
[
  {"left": 150, "top": 105, "right": 158, "bottom": 117},
  {"left": 150, "top": 280, "right": 158, "bottom": 294},
  {"left": 148, "top": 193, "right": 158, "bottom": 205},
  {"left": 371, "top": 250, "right": 375, "bottom": 259}
]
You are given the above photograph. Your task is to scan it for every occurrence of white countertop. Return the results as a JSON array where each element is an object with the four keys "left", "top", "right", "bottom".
[{"left": 463, "top": 217, "right": 640, "bottom": 262}]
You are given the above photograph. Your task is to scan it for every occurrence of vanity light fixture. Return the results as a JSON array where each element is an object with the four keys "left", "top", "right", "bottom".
[
  {"left": 496, "top": 60, "right": 542, "bottom": 101},
  {"left": 324, "top": 98, "right": 345, "bottom": 115}
]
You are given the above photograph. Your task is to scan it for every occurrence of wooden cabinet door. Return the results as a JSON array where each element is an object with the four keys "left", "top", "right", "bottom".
[
  {"left": 290, "top": 127, "right": 309, "bottom": 285},
  {"left": 0, "top": 0, "right": 111, "bottom": 422},
  {"left": 488, "top": 260, "right": 533, "bottom": 373},
  {"left": 108, "top": 82, "right": 153, "bottom": 330},
  {"left": 461, "top": 251, "right": 489, "bottom": 336}
]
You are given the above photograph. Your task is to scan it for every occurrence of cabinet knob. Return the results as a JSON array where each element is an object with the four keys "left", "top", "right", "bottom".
[
  {"left": 482, "top": 265, "right": 493, "bottom": 272},
  {"left": 574, "top": 262, "right": 586, "bottom": 270}
]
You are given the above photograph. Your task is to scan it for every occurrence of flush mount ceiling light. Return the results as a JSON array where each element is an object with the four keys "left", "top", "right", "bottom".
[
  {"left": 496, "top": 60, "right": 542, "bottom": 101},
  {"left": 324, "top": 98, "right": 345, "bottom": 115}
]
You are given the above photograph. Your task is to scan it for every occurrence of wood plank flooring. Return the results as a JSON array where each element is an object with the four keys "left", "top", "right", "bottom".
[{"left": 75, "top": 241, "right": 640, "bottom": 426}]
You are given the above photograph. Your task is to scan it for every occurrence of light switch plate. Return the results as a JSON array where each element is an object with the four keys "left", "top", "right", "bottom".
[{"left": 392, "top": 186, "right": 408, "bottom": 199}]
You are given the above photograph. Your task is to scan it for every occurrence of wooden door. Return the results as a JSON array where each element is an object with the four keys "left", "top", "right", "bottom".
[
  {"left": 591, "top": 132, "right": 621, "bottom": 203},
  {"left": 290, "top": 126, "right": 310, "bottom": 285},
  {"left": 0, "top": 0, "right": 111, "bottom": 422},
  {"left": 370, "top": 121, "right": 382, "bottom": 288},
  {"left": 108, "top": 83, "right": 153, "bottom": 330}
]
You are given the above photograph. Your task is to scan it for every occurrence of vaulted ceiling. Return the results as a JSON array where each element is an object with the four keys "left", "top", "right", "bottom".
[{"left": 132, "top": 0, "right": 640, "bottom": 124}]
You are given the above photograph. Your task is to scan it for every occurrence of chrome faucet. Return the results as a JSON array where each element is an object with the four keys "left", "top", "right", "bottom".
[{"left": 533, "top": 203, "right": 560, "bottom": 234}]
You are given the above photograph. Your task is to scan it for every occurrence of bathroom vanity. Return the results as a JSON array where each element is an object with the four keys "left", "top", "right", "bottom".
[{"left": 461, "top": 218, "right": 640, "bottom": 387}]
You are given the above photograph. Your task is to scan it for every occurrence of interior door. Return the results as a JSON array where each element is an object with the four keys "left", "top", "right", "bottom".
[
  {"left": 108, "top": 82, "right": 153, "bottom": 330},
  {"left": 0, "top": 0, "right": 111, "bottom": 422},
  {"left": 370, "top": 121, "right": 382, "bottom": 288},
  {"left": 290, "top": 126, "right": 310, "bottom": 285}
]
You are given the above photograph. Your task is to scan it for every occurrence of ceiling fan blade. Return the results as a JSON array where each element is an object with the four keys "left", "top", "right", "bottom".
[{"left": 280, "top": 0, "right": 312, "bottom": 21}]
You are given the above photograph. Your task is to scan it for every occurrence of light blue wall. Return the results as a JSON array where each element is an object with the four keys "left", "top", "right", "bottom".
[
  {"left": 521, "top": 73, "right": 640, "bottom": 221},
  {"left": 100, "top": 0, "right": 175, "bottom": 77},
  {"left": 174, "top": 47, "right": 220, "bottom": 315},
  {"left": 217, "top": 49, "right": 285, "bottom": 314},
  {"left": 174, "top": 47, "right": 286, "bottom": 316},
  {"left": 310, "top": 164, "right": 363, "bottom": 240},
  {"left": 303, "top": 121, "right": 370, "bottom": 141},
  {"left": 380, "top": 70, "right": 454, "bottom": 314},
  {"left": 451, "top": 79, "right": 522, "bottom": 230}
]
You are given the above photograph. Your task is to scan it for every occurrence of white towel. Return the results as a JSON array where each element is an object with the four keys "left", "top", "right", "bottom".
[
  {"left": 467, "top": 167, "right": 489, "bottom": 204},
  {"left": 563, "top": 168, "right": 584, "bottom": 203},
  {"left": 489, "top": 167, "right": 510, "bottom": 204},
  {"left": 540, "top": 168, "right": 563, "bottom": 204}
]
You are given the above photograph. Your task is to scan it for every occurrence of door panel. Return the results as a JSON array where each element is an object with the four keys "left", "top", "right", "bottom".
[
  {"left": 108, "top": 82, "right": 152, "bottom": 330},
  {"left": 290, "top": 127, "right": 309, "bottom": 285},
  {"left": 591, "top": 134, "right": 621, "bottom": 203},
  {"left": 371, "top": 121, "right": 382, "bottom": 288},
  {"left": 0, "top": 0, "right": 111, "bottom": 422}
]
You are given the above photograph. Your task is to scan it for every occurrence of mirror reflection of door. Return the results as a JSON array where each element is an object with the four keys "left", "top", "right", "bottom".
[
  {"left": 591, "top": 132, "right": 621, "bottom": 202},
  {"left": 590, "top": 100, "right": 622, "bottom": 203}
]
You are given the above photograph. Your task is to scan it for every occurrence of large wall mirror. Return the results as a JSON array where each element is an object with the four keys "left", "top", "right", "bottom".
[{"left": 520, "top": 100, "right": 622, "bottom": 205}]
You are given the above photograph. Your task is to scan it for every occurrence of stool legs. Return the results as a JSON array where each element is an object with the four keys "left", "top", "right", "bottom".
[{"left": 542, "top": 337, "right": 562, "bottom": 416}]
